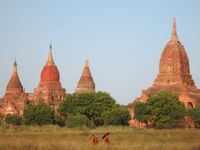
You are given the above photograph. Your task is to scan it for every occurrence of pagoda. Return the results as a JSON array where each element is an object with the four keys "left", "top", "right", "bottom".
[
  {"left": 129, "top": 18, "right": 200, "bottom": 127},
  {"left": 76, "top": 60, "right": 95, "bottom": 93},
  {"left": 28, "top": 44, "right": 66, "bottom": 108},
  {"left": 0, "top": 60, "right": 27, "bottom": 115}
]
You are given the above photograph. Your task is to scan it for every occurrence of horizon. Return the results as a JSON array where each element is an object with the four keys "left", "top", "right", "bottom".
[{"left": 1, "top": 0, "right": 200, "bottom": 105}]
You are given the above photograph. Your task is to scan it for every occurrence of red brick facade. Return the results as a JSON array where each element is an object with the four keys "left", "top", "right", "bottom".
[{"left": 129, "top": 18, "right": 200, "bottom": 128}]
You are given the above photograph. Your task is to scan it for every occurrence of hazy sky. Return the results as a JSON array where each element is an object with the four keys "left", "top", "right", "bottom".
[{"left": 0, "top": 0, "right": 200, "bottom": 105}]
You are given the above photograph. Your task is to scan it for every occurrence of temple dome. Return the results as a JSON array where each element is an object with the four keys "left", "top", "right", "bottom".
[
  {"left": 40, "top": 45, "right": 60, "bottom": 83},
  {"left": 6, "top": 60, "right": 23, "bottom": 93}
]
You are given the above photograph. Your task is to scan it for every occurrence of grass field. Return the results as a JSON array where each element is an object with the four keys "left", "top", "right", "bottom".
[{"left": 0, "top": 125, "right": 199, "bottom": 150}]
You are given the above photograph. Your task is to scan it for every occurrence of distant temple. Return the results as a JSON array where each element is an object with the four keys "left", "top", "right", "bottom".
[
  {"left": 129, "top": 18, "right": 200, "bottom": 128},
  {"left": 0, "top": 45, "right": 96, "bottom": 116},
  {"left": 28, "top": 44, "right": 66, "bottom": 108},
  {"left": 76, "top": 59, "right": 95, "bottom": 93},
  {"left": 0, "top": 60, "right": 27, "bottom": 115}
]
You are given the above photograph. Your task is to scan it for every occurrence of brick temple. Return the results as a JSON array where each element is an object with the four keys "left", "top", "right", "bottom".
[
  {"left": 129, "top": 18, "right": 200, "bottom": 128},
  {"left": 76, "top": 60, "right": 95, "bottom": 93},
  {"left": 0, "top": 45, "right": 96, "bottom": 116}
]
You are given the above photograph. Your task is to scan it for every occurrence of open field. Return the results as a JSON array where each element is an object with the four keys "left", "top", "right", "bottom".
[{"left": 0, "top": 125, "right": 199, "bottom": 150}]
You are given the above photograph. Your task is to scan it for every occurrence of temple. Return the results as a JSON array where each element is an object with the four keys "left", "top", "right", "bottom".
[
  {"left": 0, "top": 60, "right": 27, "bottom": 115},
  {"left": 129, "top": 18, "right": 200, "bottom": 127},
  {"left": 28, "top": 44, "right": 66, "bottom": 108},
  {"left": 76, "top": 60, "right": 95, "bottom": 93}
]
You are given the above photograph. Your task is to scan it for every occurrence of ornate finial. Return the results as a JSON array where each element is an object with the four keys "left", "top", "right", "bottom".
[
  {"left": 171, "top": 17, "right": 178, "bottom": 41},
  {"left": 47, "top": 44, "right": 54, "bottom": 65},
  {"left": 84, "top": 59, "right": 89, "bottom": 67},
  {"left": 13, "top": 57, "right": 17, "bottom": 72}
]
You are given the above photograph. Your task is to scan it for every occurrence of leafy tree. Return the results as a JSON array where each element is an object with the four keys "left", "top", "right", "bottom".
[
  {"left": 23, "top": 101, "right": 54, "bottom": 125},
  {"left": 5, "top": 114, "right": 22, "bottom": 126},
  {"left": 134, "top": 102, "right": 151, "bottom": 126},
  {"left": 66, "top": 114, "right": 90, "bottom": 128},
  {"left": 23, "top": 104, "right": 36, "bottom": 125},
  {"left": 58, "top": 92, "right": 116, "bottom": 126},
  {"left": 188, "top": 105, "right": 200, "bottom": 128},
  {"left": 103, "top": 105, "right": 130, "bottom": 125},
  {"left": 134, "top": 91, "right": 186, "bottom": 128}
]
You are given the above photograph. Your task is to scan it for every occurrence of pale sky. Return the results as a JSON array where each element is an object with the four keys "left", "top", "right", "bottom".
[{"left": 0, "top": 0, "right": 200, "bottom": 105}]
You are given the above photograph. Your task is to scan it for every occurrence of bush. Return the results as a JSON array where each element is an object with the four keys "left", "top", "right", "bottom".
[
  {"left": 58, "top": 92, "right": 116, "bottom": 126},
  {"left": 5, "top": 114, "right": 22, "bottom": 126},
  {"left": 103, "top": 106, "right": 130, "bottom": 125},
  {"left": 188, "top": 105, "right": 200, "bottom": 128},
  {"left": 54, "top": 115, "right": 65, "bottom": 127},
  {"left": 23, "top": 101, "right": 54, "bottom": 126},
  {"left": 66, "top": 114, "right": 90, "bottom": 128}
]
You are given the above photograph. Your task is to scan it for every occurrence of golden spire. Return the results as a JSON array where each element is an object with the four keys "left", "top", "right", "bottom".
[
  {"left": 171, "top": 17, "right": 178, "bottom": 41},
  {"left": 47, "top": 43, "right": 55, "bottom": 65}
]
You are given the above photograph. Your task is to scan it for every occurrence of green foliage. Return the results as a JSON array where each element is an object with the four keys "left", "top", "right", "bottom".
[
  {"left": 66, "top": 114, "right": 90, "bottom": 128},
  {"left": 188, "top": 105, "right": 200, "bottom": 128},
  {"left": 58, "top": 92, "right": 116, "bottom": 126},
  {"left": 54, "top": 115, "right": 65, "bottom": 127},
  {"left": 5, "top": 114, "right": 22, "bottom": 126},
  {"left": 134, "top": 91, "right": 186, "bottom": 128},
  {"left": 103, "top": 105, "right": 130, "bottom": 125},
  {"left": 134, "top": 102, "right": 151, "bottom": 125},
  {"left": 23, "top": 101, "right": 54, "bottom": 126}
]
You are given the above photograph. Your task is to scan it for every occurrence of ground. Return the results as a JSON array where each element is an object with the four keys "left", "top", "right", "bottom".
[{"left": 0, "top": 125, "right": 199, "bottom": 150}]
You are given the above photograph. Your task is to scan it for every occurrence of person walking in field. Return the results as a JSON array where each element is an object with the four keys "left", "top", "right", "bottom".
[
  {"left": 102, "top": 132, "right": 110, "bottom": 145},
  {"left": 92, "top": 134, "right": 99, "bottom": 145}
]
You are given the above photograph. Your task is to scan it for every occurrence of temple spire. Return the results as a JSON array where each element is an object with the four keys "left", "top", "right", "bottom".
[
  {"left": 76, "top": 59, "right": 95, "bottom": 93},
  {"left": 47, "top": 43, "right": 55, "bottom": 65},
  {"left": 171, "top": 17, "right": 178, "bottom": 41},
  {"left": 13, "top": 58, "right": 17, "bottom": 72},
  {"left": 84, "top": 59, "right": 89, "bottom": 67}
]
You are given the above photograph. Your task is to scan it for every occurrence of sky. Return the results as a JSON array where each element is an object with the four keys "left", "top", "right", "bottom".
[{"left": 0, "top": 0, "right": 200, "bottom": 105}]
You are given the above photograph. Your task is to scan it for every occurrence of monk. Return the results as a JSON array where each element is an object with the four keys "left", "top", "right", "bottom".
[
  {"left": 92, "top": 134, "right": 99, "bottom": 145},
  {"left": 102, "top": 132, "right": 110, "bottom": 145}
]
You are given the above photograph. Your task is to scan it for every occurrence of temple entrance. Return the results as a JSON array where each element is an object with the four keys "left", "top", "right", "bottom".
[{"left": 187, "top": 102, "right": 193, "bottom": 110}]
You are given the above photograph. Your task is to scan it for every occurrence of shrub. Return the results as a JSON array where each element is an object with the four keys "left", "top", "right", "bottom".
[
  {"left": 58, "top": 92, "right": 116, "bottom": 126},
  {"left": 66, "top": 114, "right": 90, "bottom": 128},
  {"left": 5, "top": 114, "right": 22, "bottom": 126},
  {"left": 23, "top": 101, "right": 54, "bottom": 126},
  {"left": 103, "top": 106, "right": 130, "bottom": 125},
  {"left": 188, "top": 105, "right": 200, "bottom": 128}
]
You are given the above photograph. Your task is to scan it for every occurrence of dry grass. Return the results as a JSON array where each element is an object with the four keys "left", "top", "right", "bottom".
[{"left": 0, "top": 125, "right": 200, "bottom": 150}]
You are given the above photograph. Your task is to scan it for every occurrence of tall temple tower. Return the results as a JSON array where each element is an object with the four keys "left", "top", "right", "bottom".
[
  {"left": 129, "top": 18, "right": 200, "bottom": 127},
  {"left": 28, "top": 44, "right": 66, "bottom": 108},
  {"left": 76, "top": 60, "right": 95, "bottom": 93},
  {"left": 0, "top": 60, "right": 27, "bottom": 115}
]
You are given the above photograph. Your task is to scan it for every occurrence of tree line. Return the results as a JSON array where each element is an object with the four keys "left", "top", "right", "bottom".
[
  {"left": 3, "top": 91, "right": 200, "bottom": 128},
  {"left": 4, "top": 92, "right": 130, "bottom": 127}
]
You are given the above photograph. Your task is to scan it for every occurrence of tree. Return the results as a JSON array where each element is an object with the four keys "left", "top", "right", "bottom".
[
  {"left": 5, "top": 114, "right": 22, "bottom": 126},
  {"left": 134, "top": 91, "right": 186, "bottom": 128},
  {"left": 134, "top": 102, "right": 151, "bottom": 126},
  {"left": 58, "top": 92, "right": 116, "bottom": 126},
  {"left": 23, "top": 101, "right": 54, "bottom": 125},
  {"left": 188, "top": 105, "right": 200, "bottom": 128},
  {"left": 66, "top": 114, "right": 90, "bottom": 128},
  {"left": 103, "top": 105, "right": 130, "bottom": 125}
]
